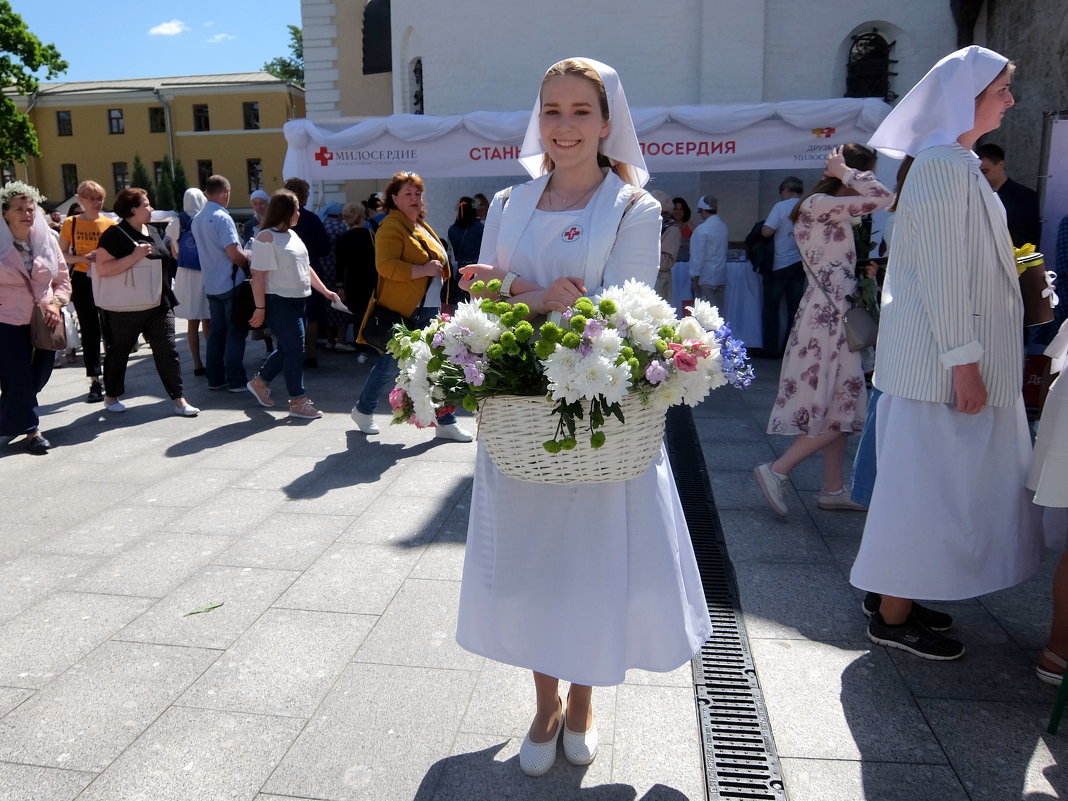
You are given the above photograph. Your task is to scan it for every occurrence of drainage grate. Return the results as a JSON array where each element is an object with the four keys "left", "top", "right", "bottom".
[{"left": 666, "top": 406, "right": 787, "bottom": 801}]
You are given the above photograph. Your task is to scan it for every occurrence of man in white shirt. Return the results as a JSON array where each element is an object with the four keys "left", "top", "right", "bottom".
[
  {"left": 688, "top": 195, "right": 728, "bottom": 310},
  {"left": 760, "top": 176, "right": 804, "bottom": 358}
]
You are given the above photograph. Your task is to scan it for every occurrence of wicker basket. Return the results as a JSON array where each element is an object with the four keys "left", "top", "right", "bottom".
[{"left": 477, "top": 394, "right": 666, "bottom": 484}]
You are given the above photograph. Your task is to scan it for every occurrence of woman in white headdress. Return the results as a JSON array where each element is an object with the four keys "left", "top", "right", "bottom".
[
  {"left": 455, "top": 58, "right": 711, "bottom": 776},
  {"left": 850, "top": 46, "right": 1043, "bottom": 660},
  {"left": 165, "top": 187, "right": 210, "bottom": 376}
]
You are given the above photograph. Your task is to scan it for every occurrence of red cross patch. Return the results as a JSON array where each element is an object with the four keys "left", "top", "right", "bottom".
[
  {"left": 314, "top": 146, "right": 334, "bottom": 167},
  {"left": 561, "top": 225, "right": 584, "bottom": 242}
]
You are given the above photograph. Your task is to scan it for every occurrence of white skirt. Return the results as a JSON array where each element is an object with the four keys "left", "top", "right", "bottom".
[
  {"left": 456, "top": 444, "right": 712, "bottom": 687},
  {"left": 850, "top": 393, "right": 1042, "bottom": 600},
  {"left": 1029, "top": 372, "right": 1068, "bottom": 507},
  {"left": 174, "top": 267, "right": 210, "bottom": 321}
]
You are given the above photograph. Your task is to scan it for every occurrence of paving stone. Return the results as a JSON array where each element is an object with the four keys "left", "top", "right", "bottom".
[
  {"left": 428, "top": 732, "right": 616, "bottom": 800},
  {"left": 71, "top": 533, "right": 234, "bottom": 598},
  {"left": 920, "top": 698, "right": 1068, "bottom": 801},
  {"left": 277, "top": 480, "right": 383, "bottom": 517},
  {"left": 274, "top": 543, "right": 423, "bottom": 615},
  {"left": 165, "top": 489, "right": 286, "bottom": 535},
  {"left": 719, "top": 508, "right": 833, "bottom": 564},
  {"left": 0, "top": 687, "right": 32, "bottom": 717},
  {"left": 214, "top": 512, "right": 349, "bottom": 570},
  {"left": 35, "top": 506, "right": 184, "bottom": 556},
  {"left": 709, "top": 467, "right": 802, "bottom": 513},
  {"left": 461, "top": 659, "right": 618, "bottom": 745},
  {"left": 116, "top": 565, "right": 300, "bottom": 649},
  {"left": 734, "top": 562, "right": 864, "bottom": 641},
  {"left": 179, "top": 608, "right": 374, "bottom": 717},
  {"left": 612, "top": 683, "right": 705, "bottom": 800},
  {"left": 0, "top": 763, "right": 95, "bottom": 801},
  {"left": 191, "top": 438, "right": 292, "bottom": 470},
  {"left": 0, "top": 592, "right": 155, "bottom": 688},
  {"left": 625, "top": 662, "right": 695, "bottom": 688},
  {"left": 695, "top": 436, "right": 777, "bottom": 471},
  {"left": 750, "top": 640, "right": 945, "bottom": 763},
  {"left": 341, "top": 494, "right": 454, "bottom": 546},
  {"left": 123, "top": 467, "right": 241, "bottom": 507},
  {"left": 979, "top": 552, "right": 1060, "bottom": 651},
  {"left": 75, "top": 706, "right": 303, "bottom": 801},
  {"left": 262, "top": 663, "right": 477, "bottom": 801},
  {"left": 408, "top": 522, "right": 469, "bottom": 581},
  {"left": 0, "top": 553, "right": 103, "bottom": 625},
  {"left": 0, "top": 640, "right": 218, "bottom": 772},
  {"left": 779, "top": 758, "right": 968, "bottom": 801},
  {"left": 355, "top": 578, "right": 483, "bottom": 671}
]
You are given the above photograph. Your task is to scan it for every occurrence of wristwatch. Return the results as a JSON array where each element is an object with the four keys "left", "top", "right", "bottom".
[{"left": 499, "top": 271, "right": 520, "bottom": 298}]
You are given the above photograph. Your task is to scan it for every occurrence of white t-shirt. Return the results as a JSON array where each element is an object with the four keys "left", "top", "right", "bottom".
[
  {"left": 251, "top": 229, "right": 312, "bottom": 298},
  {"left": 764, "top": 197, "right": 801, "bottom": 271}
]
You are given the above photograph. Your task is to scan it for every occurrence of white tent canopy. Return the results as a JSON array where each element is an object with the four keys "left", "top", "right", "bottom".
[{"left": 283, "top": 97, "right": 893, "bottom": 181}]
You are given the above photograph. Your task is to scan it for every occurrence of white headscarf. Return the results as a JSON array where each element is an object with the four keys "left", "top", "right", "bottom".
[
  {"left": 0, "top": 198, "right": 57, "bottom": 274},
  {"left": 183, "top": 187, "right": 207, "bottom": 216},
  {"left": 518, "top": 57, "right": 649, "bottom": 186},
  {"left": 868, "top": 45, "right": 1009, "bottom": 159}
]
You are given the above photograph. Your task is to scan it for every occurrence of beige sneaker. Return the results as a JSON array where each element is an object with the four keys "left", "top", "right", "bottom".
[
  {"left": 288, "top": 398, "right": 322, "bottom": 419},
  {"left": 246, "top": 377, "right": 274, "bottom": 408}
]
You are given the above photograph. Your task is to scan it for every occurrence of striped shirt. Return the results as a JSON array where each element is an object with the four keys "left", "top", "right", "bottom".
[{"left": 873, "top": 143, "right": 1023, "bottom": 408}]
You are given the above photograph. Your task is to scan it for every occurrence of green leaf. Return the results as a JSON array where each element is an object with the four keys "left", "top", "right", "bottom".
[{"left": 183, "top": 602, "right": 224, "bottom": 617}]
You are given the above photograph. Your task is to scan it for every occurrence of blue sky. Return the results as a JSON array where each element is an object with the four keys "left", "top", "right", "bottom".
[{"left": 16, "top": 2, "right": 302, "bottom": 83}]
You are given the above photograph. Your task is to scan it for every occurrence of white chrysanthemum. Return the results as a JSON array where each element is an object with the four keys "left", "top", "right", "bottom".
[
  {"left": 443, "top": 303, "right": 504, "bottom": 355},
  {"left": 626, "top": 320, "right": 659, "bottom": 352},
  {"left": 647, "top": 379, "right": 684, "bottom": 411},
  {"left": 686, "top": 298, "right": 725, "bottom": 332},
  {"left": 677, "top": 316, "right": 706, "bottom": 342},
  {"left": 590, "top": 328, "right": 623, "bottom": 359}
]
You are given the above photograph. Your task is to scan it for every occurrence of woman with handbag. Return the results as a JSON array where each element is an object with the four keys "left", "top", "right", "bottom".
[
  {"left": 0, "top": 182, "right": 71, "bottom": 454},
  {"left": 454, "top": 58, "right": 711, "bottom": 777},
  {"left": 850, "top": 47, "right": 1043, "bottom": 661},
  {"left": 94, "top": 187, "right": 199, "bottom": 417},
  {"left": 754, "top": 144, "right": 894, "bottom": 517},
  {"left": 349, "top": 171, "right": 473, "bottom": 442},
  {"left": 245, "top": 189, "right": 340, "bottom": 419}
]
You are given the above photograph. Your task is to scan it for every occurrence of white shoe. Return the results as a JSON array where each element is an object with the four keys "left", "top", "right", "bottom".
[
  {"left": 435, "top": 422, "right": 473, "bottom": 442},
  {"left": 104, "top": 400, "right": 126, "bottom": 413},
  {"left": 817, "top": 491, "right": 868, "bottom": 511},
  {"left": 175, "top": 403, "right": 200, "bottom": 417},
  {"left": 754, "top": 462, "right": 788, "bottom": 516},
  {"left": 519, "top": 701, "right": 562, "bottom": 777},
  {"left": 562, "top": 719, "right": 599, "bottom": 766},
  {"left": 350, "top": 407, "right": 380, "bottom": 434}
]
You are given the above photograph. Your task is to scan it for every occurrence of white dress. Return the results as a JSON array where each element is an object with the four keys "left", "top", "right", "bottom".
[
  {"left": 456, "top": 177, "right": 712, "bottom": 686},
  {"left": 1028, "top": 320, "right": 1068, "bottom": 507}
]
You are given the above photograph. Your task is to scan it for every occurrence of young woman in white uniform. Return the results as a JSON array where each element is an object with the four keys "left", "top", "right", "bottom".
[{"left": 456, "top": 58, "right": 712, "bottom": 776}]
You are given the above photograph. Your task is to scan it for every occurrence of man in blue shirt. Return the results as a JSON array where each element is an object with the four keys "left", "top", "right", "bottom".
[{"left": 191, "top": 175, "right": 251, "bottom": 391}]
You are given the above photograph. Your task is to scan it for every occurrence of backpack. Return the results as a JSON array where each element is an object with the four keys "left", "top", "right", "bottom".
[{"left": 177, "top": 212, "right": 201, "bottom": 269}]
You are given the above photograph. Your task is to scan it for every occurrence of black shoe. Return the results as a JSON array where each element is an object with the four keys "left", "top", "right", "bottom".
[
  {"left": 194, "top": 367, "right": 206, "bottom": 377},
  {"left": 867, "top": 612, "right": 964, "bottom": 661},
  {"left": 862, "top": 593, "right": 953, "bottom": 631},
  {"left": 25, "top": 433, "right": 51, "bottom": 454},
  {"left": 303, "top": 357, "right": 318, "bottom": 368},
  {"left": 87, "top": 380, "right": 104, "bottom": 403}
]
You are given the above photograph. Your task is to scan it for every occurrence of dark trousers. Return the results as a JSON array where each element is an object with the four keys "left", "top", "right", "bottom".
[
  {"left": 259, "top": 294, "right": 307, "bottom": 398},
  {"left": 69, "top": 270, "right": 103, "bottom": 378},
  {"left": 0, "top": 321, "right": 55, "bottom": 435},
  {"left": 762, "top": 261, "right": 806, "bottom": 357},
  {"left": 206, "top": 289, "right": 248, "bottom": 390},
  {"left": 100, "top": 306, "right": 184, "bottom": 400}
]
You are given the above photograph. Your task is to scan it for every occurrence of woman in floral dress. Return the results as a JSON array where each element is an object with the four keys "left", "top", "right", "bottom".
[{"left": 754, "top": 144, "right": 894, "bottom": 516}]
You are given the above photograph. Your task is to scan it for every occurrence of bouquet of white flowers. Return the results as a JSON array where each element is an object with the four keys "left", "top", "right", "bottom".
[{"left": 387, "top": 279, "right": 752, "bottom": 481}]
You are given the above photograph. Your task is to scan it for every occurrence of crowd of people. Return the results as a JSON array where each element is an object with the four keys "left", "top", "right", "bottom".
[{"left": 6, "top": 45, "right": 1068, "bottom": 779}]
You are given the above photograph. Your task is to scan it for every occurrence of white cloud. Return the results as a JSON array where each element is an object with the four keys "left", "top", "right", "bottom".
[
  {"left": 203, "top": 21, "right": 215, "bottom": 28},
  {"left": 205, "top": 33, "right": 235, "bottom": 44},
  {"left": 149, "top": 19, "right": 189, "bottom": 36}
]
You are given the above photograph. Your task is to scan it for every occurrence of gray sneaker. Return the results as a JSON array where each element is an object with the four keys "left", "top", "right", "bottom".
[
  {"left": 867, "top": 612, "right": 964, "bottom": 661},
  {"left": 754, "top": 462, "right": 788, "bottom": 516}
]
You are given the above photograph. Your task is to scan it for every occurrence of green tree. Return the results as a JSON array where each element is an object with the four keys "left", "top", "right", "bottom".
[
  {"left": 130, "top": 154, "right": 155, "bottom": 205},
  {"left": 155, "top": 155, "right": 175, "bottom": 211},
  {"left": 172, "top": 160, "right": 189, "bottom": 200},
  {"left": 0, "top": 1, "right": 67, "bottom": 165},
  {"left": 263, "top": 24, "right": 303, "bottom": 85}
]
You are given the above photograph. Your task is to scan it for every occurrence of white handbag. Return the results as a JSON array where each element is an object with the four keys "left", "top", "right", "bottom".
[{"left": 91, "top": 227, "right": 164, "bottom": 312}]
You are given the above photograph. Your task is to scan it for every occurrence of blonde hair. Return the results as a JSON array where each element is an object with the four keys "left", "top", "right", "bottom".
[
  {"left": 76, "top": 180, "right": 106, "bottom": 200},
  {"left": 341, "top": 202, "right": 366, "bottom": 227},
  {"left": 538, "top": 58, "right": 637, "bottom": 186}
]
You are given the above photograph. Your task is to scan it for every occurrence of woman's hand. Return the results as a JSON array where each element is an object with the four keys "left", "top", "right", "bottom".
[
  {"left": 40, "top": 301, "right": 61, "bottom": 327},
  {"left": 539, "top": 276, "right": 586, "bottom": 313},
  {"left": 825, "top": 146, "right": 849, "bottom": 181},
  {"left": 417, "top": 259, "right": 446, "bottom": 280},
  {"left": 133, "top": 242, "right": 153, "bottom": 261},
  {"left": 249, "top": 308, "right": 266, "bottom": 329},
  {"left": 458, "top": 263, "right": 506, "bottom": 292},
  {"left": 952, "top": 362, "right": 987, "bottom": 414}
]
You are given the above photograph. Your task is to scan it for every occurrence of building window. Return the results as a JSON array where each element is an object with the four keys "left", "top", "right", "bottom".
[
  {"left": 197, "top": 160, "right": 213, "bottom": 189},
  {"left": 845, "top": 29, "right": 898, "bottom": 102},
  {"left": 409, "top": 58, "right": 424, "bottom": 115},
  {"left": 108, "top": 109, "right": 124, "bottom": 135},
  {"left": 246, "top": 159, "right": 263, "bottom": 193},
  {"left": 363, "top": 0, "right": 392, "bottom": 74},
  {"left": 149, "top": 107, "right": 167, "bottom": 133},
  {"left": 112, "top": 162, "right": 129, "bottom": 193},
  {"left": 61, "top": 164, "right": 79, "bottom": 197},
  {"left": 243, "top": 102, "right": 260, "bottom": 130},
  {"left": 56, "top": 111, "right": 72, "bottom": 137},
  {"left": 193, "top": 104, "right": 210, "bottom": 132}
]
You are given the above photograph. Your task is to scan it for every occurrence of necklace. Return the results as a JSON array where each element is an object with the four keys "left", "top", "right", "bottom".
[{"left": 547, "top": 179, "right": 600, "bottom": 211}]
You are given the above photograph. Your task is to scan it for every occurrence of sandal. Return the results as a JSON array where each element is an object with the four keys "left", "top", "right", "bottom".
[{"left": 1037, "top": 647, "right": 1067, "bottom": 686}]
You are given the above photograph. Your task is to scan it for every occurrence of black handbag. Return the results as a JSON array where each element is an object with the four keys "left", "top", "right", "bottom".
[
  {"left": 361, "top": 302, "right": 413, "bottom": 353},
  {"left": 230, "top": 263, "right": 262, "bottom": 329}
]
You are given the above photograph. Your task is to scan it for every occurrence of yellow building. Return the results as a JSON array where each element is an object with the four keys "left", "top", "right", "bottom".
[{"left": 9, "top": 72, "right": 305, "bottom": 210}]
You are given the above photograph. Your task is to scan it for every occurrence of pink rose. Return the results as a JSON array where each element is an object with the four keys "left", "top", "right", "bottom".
[
  {"left": 673, "top": 350, "right": 699, "bottom": 372},
  {"left": 388, "top": 388, "right": 409, "bottom": 411}
]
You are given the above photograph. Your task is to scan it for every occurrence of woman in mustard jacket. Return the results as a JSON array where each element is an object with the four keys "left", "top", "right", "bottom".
[{"left": 349, "top": 171, "right": 472, "bottom": 441}]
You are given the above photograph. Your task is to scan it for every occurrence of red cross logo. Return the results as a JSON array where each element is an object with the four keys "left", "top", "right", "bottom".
[
  {"left": 314, "top": 146, "right": 334, "bottom": 166},
  {"left": 811, "top": 127, "right": 837, "bottom": 138},
  {"left": 562, "top": 225, "right": 583, "bottom": 241}
]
